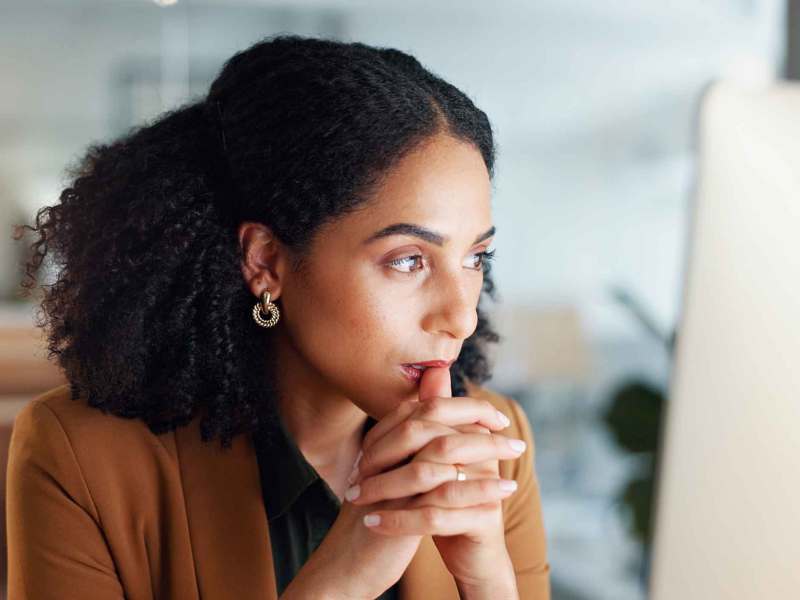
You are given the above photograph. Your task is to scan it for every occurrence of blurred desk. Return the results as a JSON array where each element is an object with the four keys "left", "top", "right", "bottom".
[{"left": 0, "top": 325, "right": 66, "bottom": 395}]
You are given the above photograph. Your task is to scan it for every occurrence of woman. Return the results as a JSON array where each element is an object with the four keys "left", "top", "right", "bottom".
[{"left": 8, "top": 34, "right": 550, "bottom": 599}]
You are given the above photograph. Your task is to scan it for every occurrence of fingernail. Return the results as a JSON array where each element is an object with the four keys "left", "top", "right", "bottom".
[
  {"left": 508, "top": 439, "right": 526, "bottom": 453},
  {"left": 499, "top": 479, "right": 518, "bottom": 492},
  {"left": 364, "top": 514, "right": 381, "bottom": 527},
  {"left": 344, "top": 484, "right": 361, "bottom": 501},
  {"left": 347, "top": 450, "right": 362, "bottom": 484},
  {"left": 496, "top": 410, "right": 511, "bottom": 427},
  {"left": 346, "top": 465, "right": 359, "bottom": 485}
]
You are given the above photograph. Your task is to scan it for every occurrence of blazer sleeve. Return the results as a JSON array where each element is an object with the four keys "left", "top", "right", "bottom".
[
  {"left": 501, "top": 395, "right": 551, "bottom": 600},
  {"left": 5, "top": 399, "right": 125, "bottom": 599}
]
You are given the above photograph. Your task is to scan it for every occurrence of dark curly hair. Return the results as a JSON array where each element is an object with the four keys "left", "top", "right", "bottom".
[{"left": 14, "top": 34, "right": 501, "bottom": 449}]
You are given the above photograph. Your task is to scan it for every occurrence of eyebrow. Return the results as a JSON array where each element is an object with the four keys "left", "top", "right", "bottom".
[{"left": 363, "top": 223, "right": 496, "bottom": 247}]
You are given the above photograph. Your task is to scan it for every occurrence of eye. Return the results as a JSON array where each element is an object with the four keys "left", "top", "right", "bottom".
[
  {"left": 387, "top": 248, "right": 496, "bottom": 275},
  {"left": 387, "top": 255, "right": 425, "bottom": 274},
  {"left": 466, "top": 248, "right": 496, "bottom": 270}
]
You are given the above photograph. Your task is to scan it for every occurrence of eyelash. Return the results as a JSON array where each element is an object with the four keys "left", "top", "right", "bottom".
[{"left": 388, "top": 249, "right": 496, "bottom": 275}]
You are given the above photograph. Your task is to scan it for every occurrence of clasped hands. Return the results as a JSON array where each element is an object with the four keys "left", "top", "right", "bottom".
[{"left": 343, "top": 366, "right": 524, "bottom": 594}]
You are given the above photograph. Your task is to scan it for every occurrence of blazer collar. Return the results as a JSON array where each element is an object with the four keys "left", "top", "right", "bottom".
[
  {"left": 175, "top": 411, "right": 460, "bottom": 600},
  {"left": 175, "top": 414, "right": 278, "bottom": 599}
]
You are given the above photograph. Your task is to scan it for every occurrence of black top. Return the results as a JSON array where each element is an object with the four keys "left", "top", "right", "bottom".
[{"left": 253, "top": 413, "right": 399, "bottom": 599}]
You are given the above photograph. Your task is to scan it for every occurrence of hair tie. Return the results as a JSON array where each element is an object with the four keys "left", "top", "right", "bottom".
[{"left": 203, "top": 98, "right": 240, "bottom": 227}]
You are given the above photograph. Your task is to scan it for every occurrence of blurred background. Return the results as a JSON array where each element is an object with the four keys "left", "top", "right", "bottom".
[{"left": 1, "top": 1, "right": 798, "bottom": 598}]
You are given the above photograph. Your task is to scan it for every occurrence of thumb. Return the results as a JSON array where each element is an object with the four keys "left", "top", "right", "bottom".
[{"left": 417, "top": 366, "right": 452, "bottom": 402}]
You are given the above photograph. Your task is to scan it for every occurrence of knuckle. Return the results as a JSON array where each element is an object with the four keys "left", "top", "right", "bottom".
[
  {"left": 357, "top": 478, "right": 372, "bottom": 498},
  {"left": 428, "top": 397, "right": 447, "bottom": 412},
  {"left": 478, "top": 478, "right": 495, "bottom": 495},
  {"left": 359, "top": 448, "right": 374, "bottom": 472},
  {"left": 419, "top": 397, "right": 445, "bottom": 419},
  {"left": 432, "top": 434, "right": 456, "bottom": 455},
  {"left": 443, "top": 481, "right": 461, "bottom": 504},
  {"left": 401, "top": 398, "right": 420, "bottom": 415},
  {"left": 394, "top": 400, "right": 419, "bottom": 418},
  {"left": 380, "top": 511, "right": 399, "bottom": 529},
  {"left": 410, "top": 461, "right": 436, "bottom": 483},
  {"left": 420, "top": 506, "right": 443, "bottom": 528},
  {"left": 398, "top": 419, "right": 421, "bottom": 442}
]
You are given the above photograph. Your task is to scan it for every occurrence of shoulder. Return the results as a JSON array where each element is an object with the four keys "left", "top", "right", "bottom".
[
  {"left": 463, "top": 381, "right": 539, "bottom": 491},
  {"left": 11, "top": 383, "right": 180, "bottom": 485},
  {"left": 8, "top": 383, "right": 190, "bottom": 534}
]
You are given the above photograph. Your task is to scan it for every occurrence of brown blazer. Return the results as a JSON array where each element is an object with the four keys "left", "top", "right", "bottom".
[{"left": 5, "top": 381, "right": 550, "bottom": 599}]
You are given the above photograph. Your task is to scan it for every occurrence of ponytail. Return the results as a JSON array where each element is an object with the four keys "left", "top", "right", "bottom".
[{"left": 16, "top": 99, "right": 275, "bottom": 448}]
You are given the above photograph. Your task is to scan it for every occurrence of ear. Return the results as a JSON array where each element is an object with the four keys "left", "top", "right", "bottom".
[{"left": 238, "top": 221, "right": 289, "bottom": 300}]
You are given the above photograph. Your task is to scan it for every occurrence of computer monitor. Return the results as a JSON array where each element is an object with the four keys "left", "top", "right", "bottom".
[{"left": 649, "top": 81, "right": 800, "bottom": 599}]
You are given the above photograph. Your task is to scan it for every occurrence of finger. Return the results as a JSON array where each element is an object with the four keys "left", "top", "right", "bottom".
[
  {"left": 453, "top": 423, "right": 491, "bottom": 435},
  {"left": 406, "top": 478, "right": 519, "bottom": 509},
  {"left": 418, "top": 365, "right": 452, "bottom": 401},
  {"left": 356, "top": 421, "right": 507, "bottom": 485},
  {"left": 353, "top": 401, "right": 507, "bottom": 485},
  {"left": 361, "top": 399, "right": 421, "bottom": 453},
  {"left": 362, "top": 503, "right": 501, "bottom": 536},
  {"left": 363, "top": 365, "right": 455, "bottom": 452},
  {"left": 349, "top": 463, "right": 518, "bottom": 507},
  {"left": 346, "top": 460, "right": 462, "bottom": 505},
  {"left": 438, "top": 424, "right": 499, "bottom": 478},
  {"left": 412, "top": 396, "right": 512, "bottom": 432},
  {"left": 415, "top": 432, "right": 527, "bottom": 465},
  {"left": 362, "top": 396, "right": 507, "bottom": 457},
  {"left": 356, "top": 420, "right": 456, "bottom": 483}
]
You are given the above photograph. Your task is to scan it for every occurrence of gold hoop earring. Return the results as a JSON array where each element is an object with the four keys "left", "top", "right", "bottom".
[{"left": 252, "top": 289, "right": 280, "bottom": 328}]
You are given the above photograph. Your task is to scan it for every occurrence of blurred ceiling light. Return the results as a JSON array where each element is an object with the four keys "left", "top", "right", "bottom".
[{"left": 153, "top": 0, "right": 179, "bottom": 6}]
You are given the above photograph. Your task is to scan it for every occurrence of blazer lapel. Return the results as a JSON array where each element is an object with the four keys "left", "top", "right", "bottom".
[
  {"left": 175, "top": 413, "right": 278, "bottom": 600},
  {"left": 173, "top": 412, "right": 461, "bottom": 600}
]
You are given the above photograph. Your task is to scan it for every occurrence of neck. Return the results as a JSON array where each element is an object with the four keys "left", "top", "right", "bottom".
[{"left": 272, "top": 330, "right": 366, "bottom": 497}]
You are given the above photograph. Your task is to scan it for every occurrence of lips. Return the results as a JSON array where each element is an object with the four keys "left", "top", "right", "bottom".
[
  {"left": 400, "top": 359, "right": 455, "bottom": 382},
  {"left": 403, "top": 359, "right": 455, "bottom": 369},
  {"left": 400, "top": 365, "right": 425, "bottom": 381}
]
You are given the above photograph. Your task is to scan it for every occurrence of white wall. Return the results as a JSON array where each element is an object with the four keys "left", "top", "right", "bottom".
[{"left": 2, "top": 0, "right": 784, "bottom": 335}]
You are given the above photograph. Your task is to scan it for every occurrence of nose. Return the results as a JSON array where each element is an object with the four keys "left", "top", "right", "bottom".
[{"left": 421, "top": 268, "right": 480, "bottom": 341}]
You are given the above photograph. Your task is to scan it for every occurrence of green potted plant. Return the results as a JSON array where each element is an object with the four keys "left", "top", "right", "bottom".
[{"left": 601, "top": 286, "right": 676, "bottom": 588}]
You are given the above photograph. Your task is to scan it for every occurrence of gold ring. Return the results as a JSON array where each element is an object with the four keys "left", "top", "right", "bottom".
[{"left": 454, "top": 464, "right": 467, "bottom": 482}]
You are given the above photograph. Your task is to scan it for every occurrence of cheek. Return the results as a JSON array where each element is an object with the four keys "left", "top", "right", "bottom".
[
  {"left": 320, "top": 265, "right": 408, "bottom": 343},
  {"left": 343, "top": 293, "right": 408, "bottom": 353},
  {"left": 301, "top": 278, "right": 416, "bottom": 395},
  {"left": 291, "top": 267, "right": 405, "bottom": 365}
]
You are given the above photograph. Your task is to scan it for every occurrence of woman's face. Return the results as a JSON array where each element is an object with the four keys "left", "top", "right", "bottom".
[{"left": 248, "top": 132, "right": 494, "bottom": 419}]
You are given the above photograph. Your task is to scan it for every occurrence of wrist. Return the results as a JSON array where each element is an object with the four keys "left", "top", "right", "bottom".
[
  {"left": 456, "top": 577, "right": 518, "bottom": 600},
  {"left": 280, "top": 550, "right": 367, "bottom": 600},
  {"left": 454, "top": 552, "right": 518, "bottom": 600}
]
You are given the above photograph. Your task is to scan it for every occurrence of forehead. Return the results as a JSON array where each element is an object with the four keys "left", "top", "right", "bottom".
[{"left": 329, "top": 133, "right": 493, "bottom": 244}]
